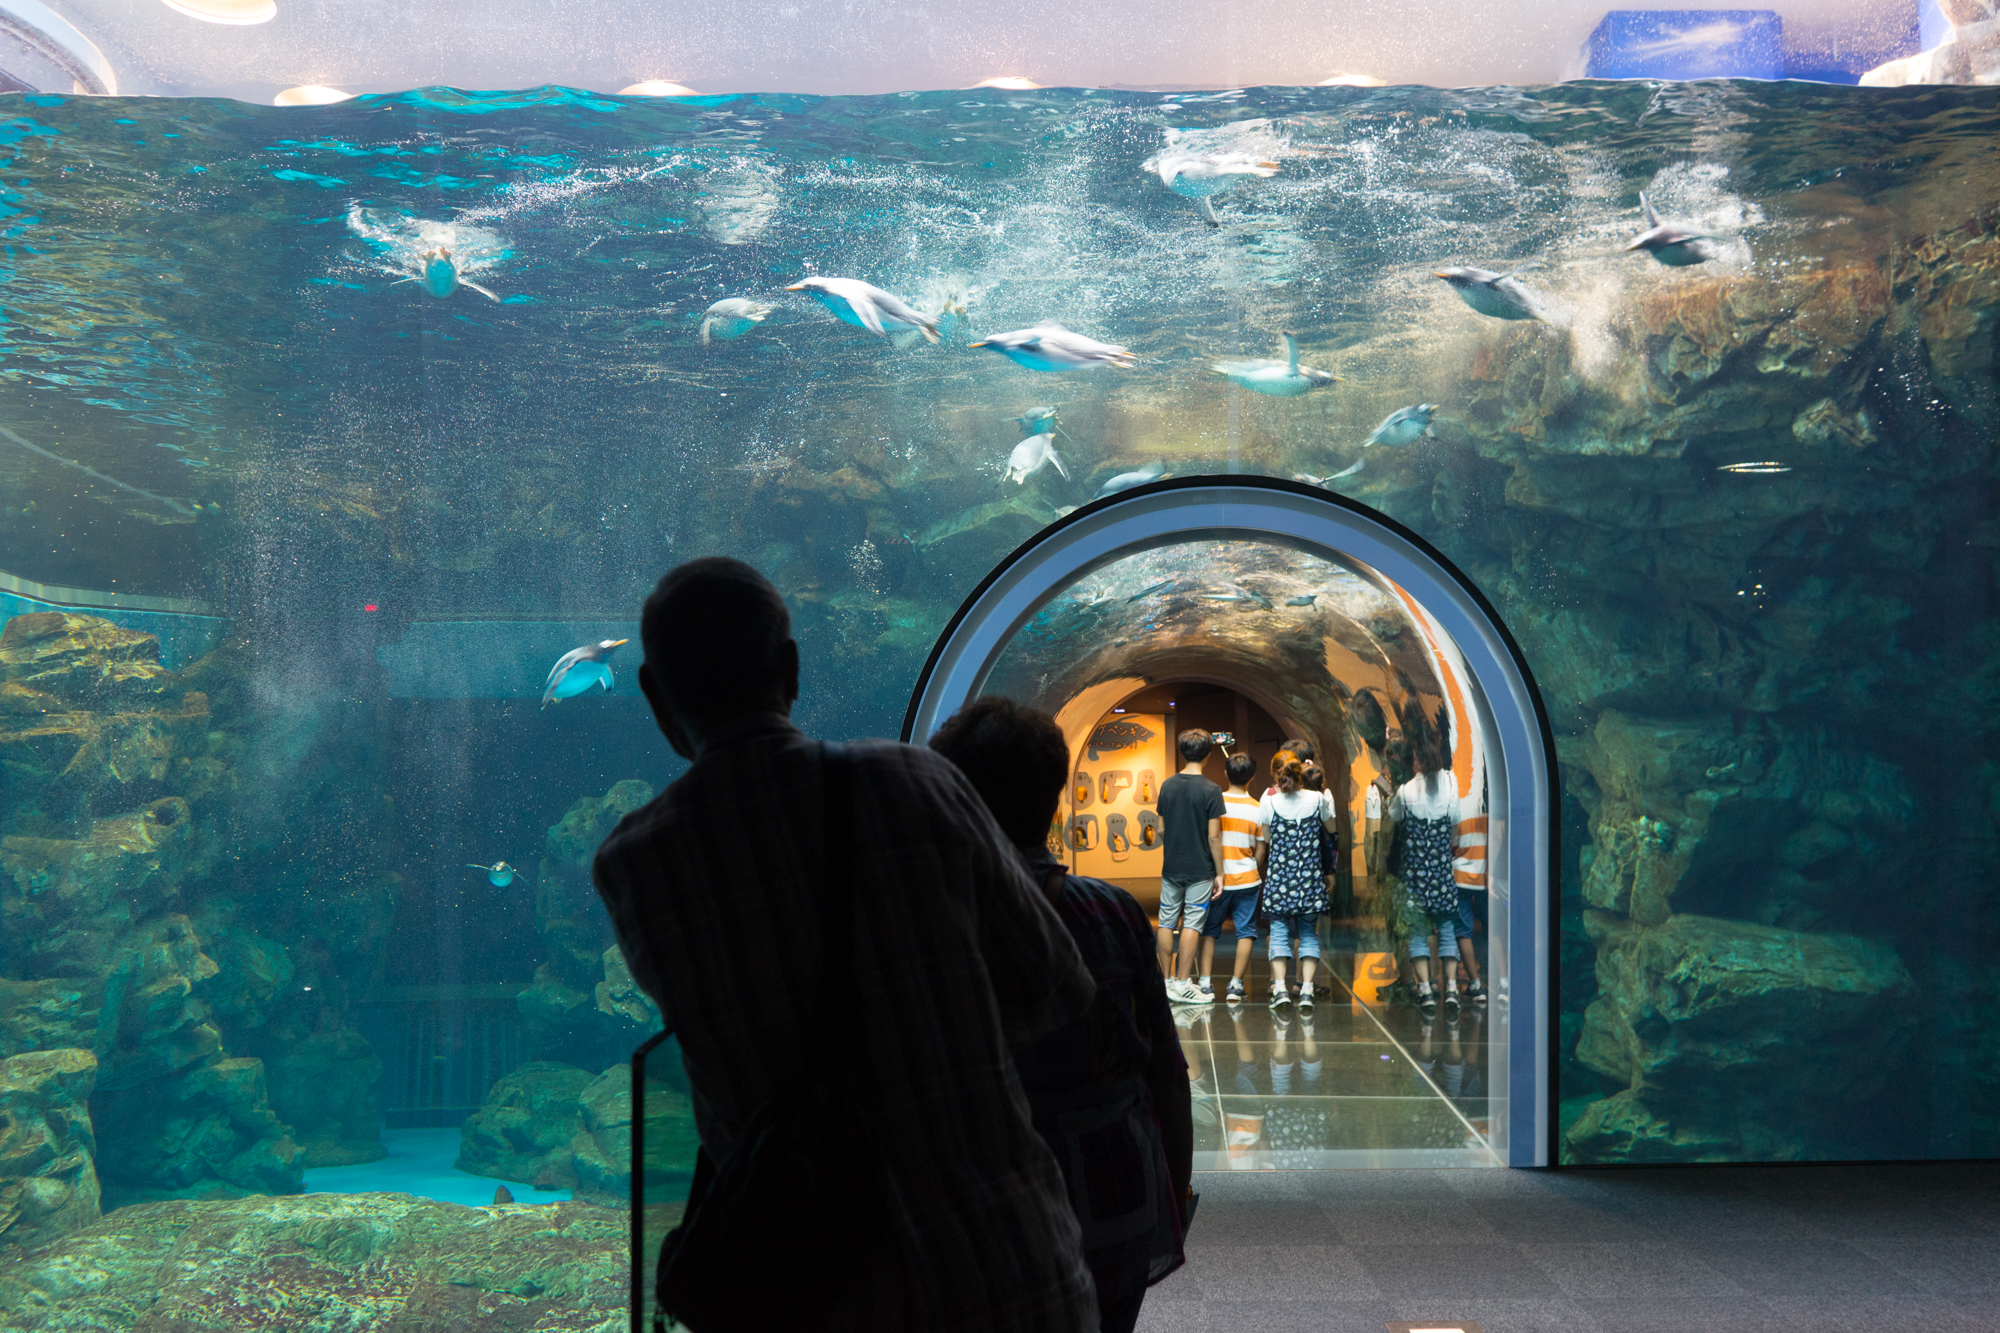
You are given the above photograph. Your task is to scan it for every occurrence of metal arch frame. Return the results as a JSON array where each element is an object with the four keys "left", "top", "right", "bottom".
[{"left": 900, "top": 474, "right": 1561, "bottom": 1168}]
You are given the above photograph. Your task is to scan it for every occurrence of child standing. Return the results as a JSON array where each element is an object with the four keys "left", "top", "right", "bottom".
[
  {"left": 1258, "top": 750, "right": 1336, "bottom": 1010},
  {"left": 1156, "top": 728, "right": 1224, "bottom": 1003},
  {"left": 1199, "top": 753, "right": 1264, "bottom": 1004}
]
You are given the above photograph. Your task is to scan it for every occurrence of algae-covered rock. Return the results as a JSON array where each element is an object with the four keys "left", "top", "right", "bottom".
[
  {"left": 0, "top": 1192, "right": 648, "bottom": 1332},
  {"left": 1568, "top": 911, "right": 1918, "bottom": 1160},
  {"left": 0, "top": 612, "right": 174, "bottom": 704},
  {"left": 267, "top": 1027, "right": 386, "bottom": 1169},
  {"left": 455, "top": 1061, "right": 596, "bottom": 1190},
  {"left": 544, "top": 780, "right": 653, "bottom": 867},
  {"left": 93, "top": 1053, "right": 304, "bottom": 1203},
  {"left": 0, "top": 1049, "right": 100, "bottom": 1252}
]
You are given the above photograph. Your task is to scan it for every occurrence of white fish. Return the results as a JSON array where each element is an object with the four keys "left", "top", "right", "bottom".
[
  {"left": 1365, "top": 404, "right": 1438, "bottom": 446},
  {"left": 1093, "top": 460, "right": 1169, "bottom": 498},
  {"left": 1004, "top": 432, "right": 1069, "bottom": 484},
  {"left": 1294, "top": 461, "right": 1366, "bottom": 486},
  {"left": 1625, "top": 193, "right": 1719, "bottom": 267},
  {"left": 784, "top": 276, "right": 940, "bottom": 343},
  {"left": 973, "top": 323, "right": 1136, "bottom": 372},
  {"left": 700, "top": 298, "right": 774, "bottom": 344},
  {"left": 393, "top": 247, "right": 500, "bottom": 301},
  {"left": 1434, "top": 266, "right": 1558, "bottom": 323},
  {"left": 1213, "top": 333, "right": 1340, "bottom": 397},
  {"left": 1144, "top": 129, "right": 1280, "bottom": 227},
  {"left": 542, "top": 638, "right": 627, "bottom": 709}
]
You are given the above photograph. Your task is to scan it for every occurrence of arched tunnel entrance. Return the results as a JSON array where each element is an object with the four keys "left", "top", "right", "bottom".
[{"left": 904, "top": 477, "right": 1557, "bottom": 1168}]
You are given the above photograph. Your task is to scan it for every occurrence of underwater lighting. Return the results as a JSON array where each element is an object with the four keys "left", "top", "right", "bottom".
[
  {"left": 619, "top": 80, "right": 698, "bottom": 96},
  {"left": 159, "top": 0, "right": 276, "bottom": 24},
  {"left": 974, "top": 76, "right": 1042, "bottom": 90},
  {"left": 1320, "top": 72, "right": 1387, "bottom": 87},
  {"left": 274, "top": 85, "right": 351, "bottom": 106}
]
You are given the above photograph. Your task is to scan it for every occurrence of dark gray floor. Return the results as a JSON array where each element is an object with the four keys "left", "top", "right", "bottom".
[{"left": 1136, "top": 1160, "right": 2000, "bottom": 1332}]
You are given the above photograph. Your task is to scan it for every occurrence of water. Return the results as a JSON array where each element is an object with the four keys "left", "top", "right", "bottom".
[{"left": 0, "top": 76, "right": 1995, "bottom": 1294}]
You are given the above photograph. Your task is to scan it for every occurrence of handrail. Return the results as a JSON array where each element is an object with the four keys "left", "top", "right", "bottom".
[{"left": 630, "top": 1029, "right": 673, "bottom": 1333}]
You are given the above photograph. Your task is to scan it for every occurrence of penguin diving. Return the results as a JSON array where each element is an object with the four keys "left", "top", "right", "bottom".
[
  {"left": 394, "top": 248, "right": 501, "bottom": 301},
  {"left": 1004, "top": 433, "right": 1069, "bottom": 485},
  {"left": 1625, "top": 193, "right": 1719, "bottom": 266},
  {"left": 1294, "top": 460, "right": 1365, "bottom": 486},
  {"left": 785, "top": 276, "right": 940, "bottom": 343},
  {"left": 1213, "top": 333, "right": 1340, "bottom": 397},
  {"left": 1433, "top": 266, "right": 1559, "bottom": 323},
  {"left": 1365, "top": 404, "right": 1438, "bottom": 446},
  {"left": 1010, "top": 406, "right": 1071, "bottom": 439},
  {"left": 972, "top": 323, "right": 1136, "bottom": 371},
  {"left": 1094, "top": 460, "right": 1169, "bottom": 498},
  {"left": 1143, "top": 128, "right": 1280, "bottom": 227},
  {"left": 700, "top": 298, "right": 774, "bottom": 343},
  {"left": 466, "top": 861, "right": 530, "bottom": 887},
  {"left": 542, "top": 638, "right": 627, "bottom": 708}
]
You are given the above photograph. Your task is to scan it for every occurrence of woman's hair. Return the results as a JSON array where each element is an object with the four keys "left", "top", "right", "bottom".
[
  {"left": 1302, "top": 761, "right": 1325, "bottom": 792},
  {"left": 928, "top": 696, "right": 1069, "bottom": 849},
  {"left": 1385, "top": 733, "right": 1414, "bottom": 787},
  {"left": 1406, "top": 699, "right": 1453, "bottom": 777},
  {"left": 1280, "top": 736, "right": 1315, "bottom": 762},
  {"left": 1225, "top": 753, "right": 1255, "bottom": 786},
  {"left": 1271, "top": 748, "right": 1305, "bottom": 794}
]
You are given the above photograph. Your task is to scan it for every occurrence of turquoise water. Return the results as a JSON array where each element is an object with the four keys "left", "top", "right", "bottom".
[{"left": 0, "top": 77, "right": 1994, "bottom": 1233}]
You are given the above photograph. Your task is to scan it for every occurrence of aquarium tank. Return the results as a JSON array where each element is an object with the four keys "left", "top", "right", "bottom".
[{"left": 0, "top": 0, "right": 1996, "bottom": 1323}]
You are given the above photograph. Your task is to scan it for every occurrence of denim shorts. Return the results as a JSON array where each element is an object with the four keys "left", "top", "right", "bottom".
[
  {"left": 1200, "top": 887, "right": 1261, "bottom": 940},
  {"left": 1159, "top": 875, "right": 1211, "bottom": 931}
]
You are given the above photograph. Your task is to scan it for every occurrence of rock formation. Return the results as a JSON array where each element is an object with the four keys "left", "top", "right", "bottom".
[
  {"left": 0, "top": 1049, "right": 100, "bottom": 1253},
  {"left": 455, "top": 1059, "right": 697, "bottom": 1204}
]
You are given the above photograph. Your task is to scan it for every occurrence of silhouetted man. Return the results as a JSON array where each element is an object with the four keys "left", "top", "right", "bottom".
[{"left": 593, "top": 557, "right": 1100, "bottom": 1333}]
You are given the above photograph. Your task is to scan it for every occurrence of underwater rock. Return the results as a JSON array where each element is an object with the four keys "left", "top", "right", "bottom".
[
  {"left": 1570, "top": 911, "right": 1917, "bottom": 1161},
  {"left": 0, "top": 799, "right": 197, "bottom": 977},
  {"left": 544, "top": 779, "right": 654, "bottom": 867},
  {"left": 1861, "top": 1, "right": 2000, "bottom": 86},
  {"left": 93, "top": 1052, "right": 304, "bottom": 1203},
  {"left": 267, "top": 1027, "right": 386, "bottom": 1168},
  {"left": 454, "top": 1060, "right": 595, "bottom": 1190},
  {"left": 456, "top": 1059, "right": 696, "bottom": 1207},
  {"left": 0, "top": 612, "right": 175, "bottom": 703},
  {"left": 0, "top": 1049, "right": 100, "bottom": 1253},
  {"left": 0, "top": 1192, "right": 640, "bottom": 1332},
  {"left": 594, "top": 943, "right": 661, "bottom": 1029}
]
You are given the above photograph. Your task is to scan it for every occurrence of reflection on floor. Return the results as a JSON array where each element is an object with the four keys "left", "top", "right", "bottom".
[
  {"left": 301, "top": 1127, "right": 571, "bottom": 1207},
  {"left": 1174, "top": 947, "right": 1497, "bottom": 1171}
]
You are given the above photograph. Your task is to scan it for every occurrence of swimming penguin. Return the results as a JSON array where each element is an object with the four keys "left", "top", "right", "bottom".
[
  {"left": 700, "top": 297, "right": 774, "bottom": 344},
  {"left": 1004, "top": 432, "right": 1069, "bottom": 484},
  {"left": 784, "top": 276, "right": 940, "bottom": 343},
  {"left": 971, "top": 323, "right": 1136, "bottom": 372},
  {"left": 1365, "top": 404, "right": 1439, "bottom": 446},
  {"left": 1284, "top": 594, "right": 1318, "bottom": 607},
  {"left": 465, "top": 861, "right": 530, "bottom": 887},
  {"left": 1433, "top": 266, "right": 1558, "bottom": 323},
  {"left": 1143, "top": 130, "right": 1280, "bottom": 227},
  {"left": 1212, "top": 333, "right": 1341, "bottom": 397},
  {"left": 393, "top": 248, "right": 500, "bottom": 301},
  {"left": 1294, "top": 460, "right": 1365, "bottom": 486},
  {"left": 1010, "top": 406, "right": 1070, "bottom": 439},
  {"left": 541, "top": 638, "right": 627, "bottom": 709},
  {"left": 1093, "top": 460, "right": 1169, "bottom": 498},
  {"left": 1625, "top": 193, "right": 1719, "bottom": 266}
]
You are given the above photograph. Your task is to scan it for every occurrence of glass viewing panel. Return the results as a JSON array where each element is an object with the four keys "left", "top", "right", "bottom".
[{"left": 0, "top": 60, "right": 1993, "bottom": 1325}]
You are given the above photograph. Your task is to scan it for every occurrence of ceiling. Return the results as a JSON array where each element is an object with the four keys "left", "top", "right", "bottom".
[{"left": 2, "top": 0, "right": 1921, "bottom": 102}]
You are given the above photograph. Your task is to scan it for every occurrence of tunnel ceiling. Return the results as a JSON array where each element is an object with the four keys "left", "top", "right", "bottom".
[{"left": 981, "top": 538, "right": 1451, "bottom": 754}]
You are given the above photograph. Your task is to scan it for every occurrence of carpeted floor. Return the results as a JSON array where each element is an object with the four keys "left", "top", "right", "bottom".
[{"left": 1135, "top": 1160, "right": 2000, "bottom": 1332}]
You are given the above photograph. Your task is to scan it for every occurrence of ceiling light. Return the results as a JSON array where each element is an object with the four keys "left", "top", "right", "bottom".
[
  {"left": 620, "top": 80, "right": 698, "bottom": 96},
  {"left": 974, "top": 76, "right": 1041, "bottom": 90},
  {"left": 160, "top": 0, "right": 277, "bottom": 24},
  {"left": 1320, "top": 72, "right": 1387, "bottom": 87},
  {"left": 274, "top": 85, "right": 350, "bottom": 106}
]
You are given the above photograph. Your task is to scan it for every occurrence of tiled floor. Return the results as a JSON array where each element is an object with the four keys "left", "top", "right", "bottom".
[
  {"left": 1171, "top": 944, "right": 1498, "bottom": 1170},
  {"left": 1137, "top": 1160, "right": 2000, "bottom": 1332}
]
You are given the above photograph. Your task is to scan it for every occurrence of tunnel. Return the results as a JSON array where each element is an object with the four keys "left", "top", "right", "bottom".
[{"left": 904, "top": 476, "right": 1558, "bottom": 1168}]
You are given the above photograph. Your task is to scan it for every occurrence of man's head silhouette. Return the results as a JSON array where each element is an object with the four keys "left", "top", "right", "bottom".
[{"left": 638, "top": 557, "right": 798, "bottom": 759}]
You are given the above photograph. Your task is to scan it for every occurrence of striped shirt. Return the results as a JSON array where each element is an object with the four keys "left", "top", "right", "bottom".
[
  {"left": 1219, "top": 790, "right": 1264, "bottom": 888},
  {"left": 593, "top": 714, "right": 1098, "bottom": 1333}
]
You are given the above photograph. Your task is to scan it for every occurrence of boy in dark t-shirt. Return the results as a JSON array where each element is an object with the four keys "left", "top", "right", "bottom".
[{"left": 1155, "top": 729, "right": 1225, "bottom": 1004}]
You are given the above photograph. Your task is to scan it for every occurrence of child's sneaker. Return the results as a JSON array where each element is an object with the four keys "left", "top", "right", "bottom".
[
  {"left": 1443, "top": 986, "right": 1461, "bottom": 1019},
  {"left": 1225, "top": 978, "right": 1246, "bottom": 1004},
  {"left": 1195, "top": 977, "right": 1215, "bottom": 1002},
  {"left": 1296, "top": 986, "right": 1315, "bottom": 1011},
  {"left": 1416, "top": 983, "right": 1439, "bottom": 1019},
  {"left": 1269, "top": 982, "right": 1292, "bottom": 1009},
  {"left": 1466, "top": 979, "right": 1488, "bottom": 1008}
]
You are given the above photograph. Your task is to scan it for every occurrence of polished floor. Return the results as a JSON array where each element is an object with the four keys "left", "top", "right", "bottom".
[
  {"left": 1139, "top": 1160, "right": 2000, "bottom": 1332},
  {"left": 1165, "top": 930, "right": 1499, "bottom": 1171}
]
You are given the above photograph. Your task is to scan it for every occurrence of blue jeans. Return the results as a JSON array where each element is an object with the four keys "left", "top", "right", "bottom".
[{"left": 1266, "top": 913, "right": 1321, "bottom": 961}]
